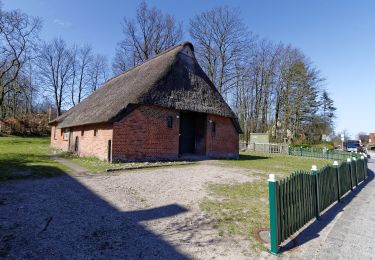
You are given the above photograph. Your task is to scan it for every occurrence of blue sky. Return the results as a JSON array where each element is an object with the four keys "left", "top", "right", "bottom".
[{"left": 3, "top": 0, "right": 375, "bottom": 137}]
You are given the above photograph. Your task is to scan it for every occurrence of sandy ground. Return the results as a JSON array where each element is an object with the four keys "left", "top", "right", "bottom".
[{"left": 0, "top": 162, "right": 259, "bottom": 259}]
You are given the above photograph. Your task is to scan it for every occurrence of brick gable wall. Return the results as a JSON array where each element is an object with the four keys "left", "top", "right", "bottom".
[{"left": 112, "top": 106, "right": 180, "bottom": 161}]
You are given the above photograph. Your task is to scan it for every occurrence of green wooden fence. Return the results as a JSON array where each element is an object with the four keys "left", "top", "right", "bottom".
[
  {"left": 268, "top": 154, "right": 368, "bottom": 255},
  {"left": 288, "top": 147, "right": 361, "bottom": 161}
]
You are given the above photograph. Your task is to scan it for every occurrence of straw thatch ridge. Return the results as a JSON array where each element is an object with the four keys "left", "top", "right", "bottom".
[{"left": 50, "top": 42, "right": 241, "bottom": 133}]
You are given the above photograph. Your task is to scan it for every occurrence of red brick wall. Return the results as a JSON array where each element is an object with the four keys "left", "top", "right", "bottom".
[
  {"left": 51, "top": 105, "right": 239, "bottom": 162},
  {"left": 51, "top": 123, "right": 113, "bottom": 161},
  {"left": 50, "top": 125, "right": 69, "bottom": 151},
  {"left": 112, "top": 105, "right": 180, "bottom": 161},
  {"left": 206, "top": 114, "right": 239, "bottom": 158},
  {"left": 370, "top": 133, "right": 375, "bottom": 144}
]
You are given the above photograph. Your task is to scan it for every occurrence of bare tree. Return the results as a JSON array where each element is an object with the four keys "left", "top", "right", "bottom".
[
  {"left": 189, "top": 6, "right": 248, "bottom": 96},
  {"left": 89, "top": 54, "right": 108, "bottom": 92},
  {"left": 37, "top": 38, "right": 75, "bottom": 116},
  {"left": 0, "top": 6, "right": 41, "bottom": 115},
  {"left": 70, "top": 45, "right": 93, "bottom": 105},
  {"left": 112, "top": 0, "right": 183, "bottom": 74}
]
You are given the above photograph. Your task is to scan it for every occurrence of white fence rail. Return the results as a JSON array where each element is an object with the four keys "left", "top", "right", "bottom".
[{"left": 240, "top": 142, "right": 289, "bottom": 154}]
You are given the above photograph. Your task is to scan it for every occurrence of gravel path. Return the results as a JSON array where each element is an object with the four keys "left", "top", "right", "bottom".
[
  {"left": 50, "top": 154, "right": 88, "bottom": 174},
  {"left": 0, "top": 162, "right": 257, "bottom": 259}
]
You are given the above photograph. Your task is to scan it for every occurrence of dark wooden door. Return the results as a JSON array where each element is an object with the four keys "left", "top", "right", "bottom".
[
  {"left": 74, "top": 136, "right": 79, "bottom": 153},
  {"left": 179, "top": 112, "right": 195, "bottom": 154},
  {"left": 108, "top": 140, "right": 112, "bottom": 162}
]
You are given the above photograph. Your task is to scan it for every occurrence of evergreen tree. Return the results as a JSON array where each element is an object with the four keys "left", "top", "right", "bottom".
[{"left": 320, "top": 90, "right": 336, "bottom": 134}]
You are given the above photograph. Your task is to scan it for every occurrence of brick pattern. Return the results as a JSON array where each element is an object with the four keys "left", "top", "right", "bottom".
[
  {"left": 112, "top": 106, "right": 180, "bottom": 161},
  {"left": 369, "top": 133, "right": 375, "bottom": 144},
  {"left": 50, "top": 126, "right": 69, "bottom": 151},
  {"left": 51, "top": 123, "right": 113, "bottom": 161},
  {"left": 51, "top": 105, "right": 239, "bottom": 162},
  {"left": 206, "top": 114, "right": 239, "bottom": 158}
]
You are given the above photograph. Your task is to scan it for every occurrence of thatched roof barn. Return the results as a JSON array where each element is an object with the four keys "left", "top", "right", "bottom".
[{"left": 50, "top": 42, "right": 241, "bottom": 162}]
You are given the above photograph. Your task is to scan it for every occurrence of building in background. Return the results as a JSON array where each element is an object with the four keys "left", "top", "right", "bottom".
[{"left": 368, "top": 133, "right": 375, "bottom": 151}]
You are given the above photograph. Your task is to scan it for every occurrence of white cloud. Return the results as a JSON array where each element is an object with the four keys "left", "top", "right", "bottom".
[{"left": 53, "top": 19, "right": 72, "bottom": 28}]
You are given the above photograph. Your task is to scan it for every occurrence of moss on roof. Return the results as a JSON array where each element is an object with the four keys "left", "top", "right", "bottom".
[{"left": 51, "top": 42, "right": 241, "bottom": 133}]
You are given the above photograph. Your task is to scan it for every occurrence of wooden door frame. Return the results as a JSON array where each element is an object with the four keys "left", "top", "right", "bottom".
[{"left": 68, "top": 129, "right": 73, "bottom": 153}]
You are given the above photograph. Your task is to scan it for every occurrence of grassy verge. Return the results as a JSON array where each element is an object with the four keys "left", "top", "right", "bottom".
[
  {"left": 0, "top": 136, "right": 72, "bottom": 181},
  {"left": 201, "top": 151, "right": 331, "bottom": 250},
  {"left": 220, "top": 152, "right": 330, "bottom": 175},
  {"left": 59, "top": 152, "right": 195, "bottom": 173}
]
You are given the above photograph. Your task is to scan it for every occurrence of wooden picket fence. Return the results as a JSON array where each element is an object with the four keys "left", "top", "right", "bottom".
[
  {"left": 246, "top": 143, "right": 289, "bottom": 154},
  {"left": 243, "top": 144, "right": 357, "bottom": 161},
  {"left": 268, "top": 155, "right": 368, "bottom": 255},
  {"left": 288, "top": 147, "right": 358, "bottom": 161}
]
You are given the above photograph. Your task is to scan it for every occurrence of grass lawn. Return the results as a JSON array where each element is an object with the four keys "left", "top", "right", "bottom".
[
  {"left": 59, "top": 152, "right": 118, "bottom": 173},
  {"left": 0, "top": 136, "right": 72, "bottom": 181},
  {"left": 221, "top": 152, "right": 330, "bottom": 175},
  {"left": 201, "top": 151, "right": 332, "bottom": 251}
]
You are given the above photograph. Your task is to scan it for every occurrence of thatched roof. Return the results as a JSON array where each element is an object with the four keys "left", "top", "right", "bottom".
[{"left": 51, "top": 42, "right": 241, "bottom": 133}]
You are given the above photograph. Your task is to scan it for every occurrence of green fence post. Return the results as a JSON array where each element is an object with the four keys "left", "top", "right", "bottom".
[
  {"left": 358, "top": 156, "right": 362, "bottom": 182},
  {"left": 311, "top": 165, "right": 320, "bottom": 220},
  {"left": 352, "top": 157, "right": 358, "bottom": 186},
  {"left": 268, "top": 174, "right": 279, "bottom": 255},
  {"left": 300, "top": 146, "right": 303, "bottom": 156},
  {"left": 360, "top": 155, "right": 366, "bottom": 179},
  {"left": 364, "top": 155, "right": 368, "bottom": 179},
  {"left": 347, "top": 158, "right": 353, "bottom": 190},
  {"left": 363, "top": 155, "right": 367, "bottom": 179},
  {"left": 333, "top": 161, "right": 341, "bottom": 202}
]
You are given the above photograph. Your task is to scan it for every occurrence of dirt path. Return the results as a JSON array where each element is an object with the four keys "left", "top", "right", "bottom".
[
  {"left": 49, "top": 154, "right": 88, "bottom": 174},
  {"left": 0, "top": 162, "right": 259, "bottom": 259}
]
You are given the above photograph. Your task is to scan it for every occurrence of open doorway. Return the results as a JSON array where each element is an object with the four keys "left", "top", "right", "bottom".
[{"left": 179, "top": 112, "right": 206, "bottom": 156}]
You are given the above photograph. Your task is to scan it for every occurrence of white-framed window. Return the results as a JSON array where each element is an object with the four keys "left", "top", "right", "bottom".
[{"left": 63, "top": 128, "right": 69, "bottom": 140}]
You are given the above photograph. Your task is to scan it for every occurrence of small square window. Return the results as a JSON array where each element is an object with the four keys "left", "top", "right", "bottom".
[
  {"left": 167, "top": 116, "right": 173, "bottom": 128},
  {"left": 63, "top": 128, "right": 69, "bottom": 140},
  {"left": 94, "top": 129, "right": 98, "bottom": 136},
  {"left": 81, "top": 130, "right": 84, "bottom": 136}
]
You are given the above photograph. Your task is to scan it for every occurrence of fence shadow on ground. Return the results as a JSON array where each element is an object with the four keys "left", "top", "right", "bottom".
[
  {"left": 280, "top": 167, "right": 374, "bottom": 253},
  {"left": 0, "top": 163, "right": 190, "bottom": 258}
]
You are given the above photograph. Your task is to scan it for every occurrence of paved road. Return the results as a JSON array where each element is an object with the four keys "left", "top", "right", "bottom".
[{"left": 310, "top": 157, "right": 375, "bottom": 259}]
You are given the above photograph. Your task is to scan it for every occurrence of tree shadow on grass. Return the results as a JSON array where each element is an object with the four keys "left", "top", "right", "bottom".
[
  {"left": 0, "top": 155, "right": 66, "bottom": 181},
  {"left": 0, "top": 164, "right": 190, "bottom": 259},
  {"left": 280, "top": 167, "right": 374, "bottom": 253},
  {"left": 235, "top": 154, "right": 270, "bottom": 161}
]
